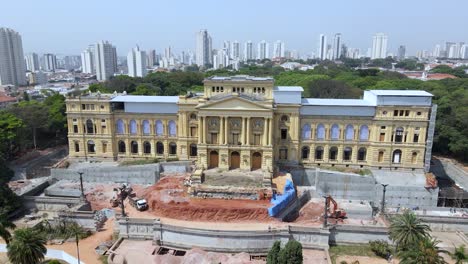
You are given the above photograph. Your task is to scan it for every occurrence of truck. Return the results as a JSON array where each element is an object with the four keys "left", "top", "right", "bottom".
[{"left": 129, "top": 196, "right": 148, "bottom": 211}]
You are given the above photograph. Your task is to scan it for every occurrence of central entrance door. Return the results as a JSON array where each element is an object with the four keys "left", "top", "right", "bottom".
[
  {"left": 251, "top": 152, "right": 262, "bottom": 170},
  {"left": 230, "top": 151, "right": 240, "bottom": 169},
  {"left": 209, "top": 150, "right": 219, "bottom": 168}
]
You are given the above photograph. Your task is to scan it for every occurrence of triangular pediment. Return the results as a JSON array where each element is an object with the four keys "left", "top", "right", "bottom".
[{"left": 197, "top": 96, "right": 272, "bottom": 111}]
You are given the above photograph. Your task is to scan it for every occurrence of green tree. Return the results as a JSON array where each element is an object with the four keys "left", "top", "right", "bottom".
[
  {"left": 389, "top": 211, "right": 431, "bottom": 249},
  {"left": 57, "top": 220, "right": 88, "bottom": 264},
  {"left": 278, "top": 240, "right": 303, "bottom": 264},
  {"left": 0, "top": 214, "right": 15, "bottom": 244},
  {"left": 267, "top": 241, "right": 281, "bottom": 264},
  {"left": 44, "top": 93, "right": 67, "bottom": 136},
  {"left": 8, "top": 101, "right": 48, "bottom": 149},
  {"left": 397, "top": 238, "right": 447, "bottom": 264},
  {"left": 7, "top": 228, "right": 47, "bottom": 264},
  {"left": 131, "top": 83, "right": 160, "bottom": 95},
  {"left": 0, "top": 111, "right": 24, "bottom": 159},
  {"left": 450, "top": 245, "right": 468, "bottom": 264}
]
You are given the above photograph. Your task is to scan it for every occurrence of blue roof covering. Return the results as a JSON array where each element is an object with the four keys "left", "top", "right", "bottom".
[{"left": 110, "top": 95, "right": 179, "bottom": 103}]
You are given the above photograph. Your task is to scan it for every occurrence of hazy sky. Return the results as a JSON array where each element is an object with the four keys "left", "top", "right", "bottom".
[{"left": 1, "top": 0, "right": 467, "bottom": 56}]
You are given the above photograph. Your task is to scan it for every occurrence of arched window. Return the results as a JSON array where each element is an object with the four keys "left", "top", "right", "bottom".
[
  {"left": 316, "top": 124, "right": 325, "bottom": 140},
  {"left": 358, "top": 147, "right": 367, "bottom": 161},
  {"left": 411, "top": 152, "right": 418, "bottom": 164},
  {"left": 302, "top": 124, "right": 311, "bottom": 139},
  {"left": 74, "top": 141, "right": 80, "bottom": 152},
  {"left": 156, "top": 142, "right": 164, "bottom": 154},
  {"left": 118, "top": 140, "right": 126, "bottom": 153},
  {"left": 169, "top": 142, "right": 177, "bottom": 155},
  {"left": 129, "top": 120, "right": 137, "bottom": 135},
  {"left": 331, "top": 124, "right": 340, "bottom": 140},
  {"left": 87, "top": 140, "right": 95, "bottom": 153},
  {"left": 343, "top": 147, "right": 352, "bottom": 161},
  {"left": 395, "top": 127, "right": 404, "bottom": 143},
  {"left": 329, "top": 146, "right": 338, "bottom": 160},
  {"left": 116, "top": 119, "right": 124, "bottom": 134},
  {"left": 315, "top": 146, "right": 324, "bottom": 160},
  {"left": 393, "top": 149, "right": 402, "bottom": 163},
  {"left": 345, "top": 125, "right": 354, "bottom": 141},
  {"left": 301, "top": 146, "right": 310, "bottom": 159},
  {"left": 168, "top": 120, "right": 177, "bottom": 137},
  {"left": 359, "top": 125, "right": 369, "bottom": 141},
  {"left": 155, "top": 120, "right": 163, "bottom": 136},
  {"left": 142, "top": 120, "right": 150, "bottom": 135},
  {"left": 131, "top": 141, "right": 138, "bottom": 154},
  {"left": 86, "top": 119, "right": 94, "bottom": 134},
  {"left": 143, "top": 141, "right": 151, "bottom": 154},
  {"left": 190, "top": 144, "right": 197, "bottom": 157}
]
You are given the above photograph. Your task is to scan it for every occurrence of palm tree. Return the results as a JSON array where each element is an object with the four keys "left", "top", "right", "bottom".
[
  {"left": 58, "top": 220, "right": 87, "bottom": 264},
  {"left": 0, "top": 214, "right": 15, "bottom": 244},
  {"left": 398, "top": 238, "right": 448, "bottom": 264},
  {"left": 7, "top": 228, "right": 47, "bottom": 264},
  {"left": 451, "top": 245, "right": 468, "bottom": 264},
  {"left": 389, "top": 210, "right": 431, "bottom": 249}
]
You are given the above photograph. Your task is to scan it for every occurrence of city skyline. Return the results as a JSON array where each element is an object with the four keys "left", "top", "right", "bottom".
[{"left": 1, "top": 0, "right": 467, "bottom": 56}]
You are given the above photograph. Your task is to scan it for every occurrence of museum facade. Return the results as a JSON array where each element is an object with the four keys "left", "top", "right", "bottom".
[{"left": 66, "top": 75, "right": 436, "bottom": 172}]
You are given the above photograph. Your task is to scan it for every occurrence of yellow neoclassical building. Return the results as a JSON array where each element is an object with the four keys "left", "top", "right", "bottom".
[{"left": 66, "top": 75, "right": 436, "bottom": 173}]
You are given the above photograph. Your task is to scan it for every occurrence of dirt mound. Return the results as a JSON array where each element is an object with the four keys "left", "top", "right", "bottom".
[
  {"left": 143, "top": 176, "right": 275, "bottom": 222},
  {"left": 294, "top": 201, "right": 324, "bottom": 224}
]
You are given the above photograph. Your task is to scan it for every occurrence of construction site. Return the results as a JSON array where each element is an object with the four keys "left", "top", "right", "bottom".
[{"left": 5, "top": 148, "right": 468, "bottom": 264}]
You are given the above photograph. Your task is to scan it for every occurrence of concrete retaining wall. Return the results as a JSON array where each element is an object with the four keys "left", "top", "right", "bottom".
[
  {"left": 329, "top": 226, "right": 390, "bottom": 245},
  {"left": 23, "top": 196, "right": 83, "bottom": 212},
  {"left": 160, "top": 161, "right": 192, "bottom": 174},
  {"left": 51, "top": 164, "right": 161, "bottom": 184},
  {"left": 431, "top": 158, "right": 468, "bottom": 190},
  {"left": 55, "top": 211, "right": 98, "bottom": 231},
  {"left": 387, "top": 213, "right": 468, "bottom": 232}
]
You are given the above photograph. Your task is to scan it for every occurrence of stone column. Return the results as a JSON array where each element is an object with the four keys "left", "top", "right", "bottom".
[
  {"left": 241, "top": 118, "right": 246, "bottom": 145},
  {"left": 246, "top": 117, "right": 251, "bottom": 145},
  {"left": 263, "top": 117, "right": 268, "bottom": 145},
  {"left": 220, "top": 117, "right": 224, "bottom": 145},
  {"left": 201, "top": 117, "right": 206, "bottom": 144},
  {"left": 224, "top": 117, "right": 229, "bottom": 144},
  {"left": 198, "top": 117, "right": 202, "bottom": 144},
  {"left": 268, "top": 118, "right": 273, "bottom": 146}
]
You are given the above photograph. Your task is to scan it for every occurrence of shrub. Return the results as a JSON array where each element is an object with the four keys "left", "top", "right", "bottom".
[
  {"left": 267, "top": 241, "right": 281, "bottom": 264},
  {"left": 278, "top": 240, "right": 303, "bottom": 264},
  {"left": 369, "top": 240, "right": 391, "bottom": 259}
]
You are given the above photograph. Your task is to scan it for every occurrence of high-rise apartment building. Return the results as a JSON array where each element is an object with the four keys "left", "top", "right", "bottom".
[
  {"left": 273, "top": 40, "right": 285, "bottom": 59},
  {"left": 318, "top": 34, "right": 327, "bottom": 60},
  {"left": 94, "top": 41, "right": 117, "bottom": 81},
  {"left": 196, "top": 30, "right": 212, "bottom": 67},
  {"left": 0, "top": 28, "right": 26, "bottom": 86},
  {"left": 81, "top": 46, "right": 95, "bottom": 74},
  {"left": 231, "top": 41, "right": 240, "bottom": 60},
  {"left": 42, "top": 53, "right": 57, "bottom": 72},
  {"left": 127, "top": 46, "right": 147, "bottom": 78},
  {"left": 371, "top": 33, "right": 388, "bottom": 59},
  {"left": 397, "top": 45, "right": 406, "bottom": 60},
  {"left": 461, "top": 44, "right": 468, "bottom": 59},
  {"left": 433, "top": 45, "right": 441, "bottom": 58},
  {"left": 147, "top": 49, "right": 156, "bottom": 67},
  {"left": 25, "top": 53, "right": 40, "bottom": 72},
  {"left": 332, "top": 33, "right": 342, "bottom": 60},
  {"left": 244, "top": 41, "right": 254, "bottom": 61},
  {"left": 257, "top": 40, "right": 269, "bottom": 60}
]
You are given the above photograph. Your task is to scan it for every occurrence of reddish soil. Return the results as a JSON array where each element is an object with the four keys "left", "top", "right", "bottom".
[{"left": 141, "top": 176, "right": 275, "bottom": 222}]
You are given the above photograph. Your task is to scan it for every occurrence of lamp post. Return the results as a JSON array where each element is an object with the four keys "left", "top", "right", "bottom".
[
  {"left": 323, "top": 195, "right": 329, "bottom": 228},
  {"left": 77, "top": 172, "right": 85, "bottom": 198},
  {"left": 381, "top": 184, "right": 389, "bottom": 215}
]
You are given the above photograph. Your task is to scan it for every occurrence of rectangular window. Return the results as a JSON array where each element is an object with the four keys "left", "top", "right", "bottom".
[
  {"left": 413, "top": 134, "right": 419, "bottom": 143},
  {"left": 210, "top": 133, "right": 218, "bottom": 144},
  {"left": 281, "top": 129, "right": 287, "bottom": 140},
  {"left": 279, "top": 149, "right": 288, "bottom": 160},
  {"left": 102, "top": 143, "right": 107, "bottom": 153},
  {"left": 381, "top": 126, "right": 386, "bottom": 129},
  {"left": 82, "top": 104, "right": 86, "bottom": 110},
  {"left": 190, "top": 127, "right": 197, "bottom": 137},
  {"left": 73, "top": 125, "right": 78, "bottom": 133},
  {"left": 254, "top": 134, "right": 261, "bottom": 145},
  {"left": 74, "top": 142, "right": 80, "bottom": 152},
  {"left": 394, "top": 110, "right": 398, "bottom": 116},
  {"left": 399, "top": 110, "right": 404, "bottom": 116},
  {"left": 379, "top": 133, "right": 385, "bottom": 142},
  {"left": 405, "top": 110, "right": 410, "bottom": 116},
  {"left": 378, "top": 152, "right": 384, "bottom": 162},
  {"left": 232, "top": 133, "right": 240, "bottom": 145}
]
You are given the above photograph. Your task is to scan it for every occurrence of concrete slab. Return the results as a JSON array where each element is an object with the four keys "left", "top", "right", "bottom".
[{"left": 372, "top": 169, "right": 426, "bottom": 187}]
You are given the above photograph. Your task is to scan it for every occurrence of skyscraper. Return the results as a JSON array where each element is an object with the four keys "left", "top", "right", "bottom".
[
  {"left": 196, "top": 29, "right": 212, "bottom": 67},
  {"left": 25, "top": 53, "right": 40, "bottom": 72},
  {"left": 94, "top": 41, "right": 117, "bottom": 81},
  {"left": 257, "top": 40, "right": 269, "bottom": 60},
  {"left": 461, "top": 44, "right": 468, "bottom": 59},
  {"left": 81, "top": 46, "right": 95, "bottom": 74},
  {"left": 433, "top": 44, "right": 441, "bottom": 58},
  {"left": 397, "top": 45, "right": 406, "bottom": 60},
  {"left": 0, "top": 27, "right": 26, "bottom": 86},
  {"left": 244, "top": 41, "right": 254, "bottom": 61},
  {"left": 332, "top": 33, "right": 342, "bottom": 60},
  {"left": 127, "top": 45, "right": 147, "bottom": 77},
  {"left": 42, "top": 53, "right": 57, "bottom": 72},
  {"left": 371, "top": 33, "right": 388, "bottom": 59},
  {"left": 273, "top": 40, "right": 285, "bottom": 58},
  {"left": 318, "top": 34, "right": 327, "bottom": 60},
  {"left": 147, "top": 49, "right": 156, "bottom": 67},
  {"left": 231, "top": 41, "right": 240, "bottom": 60}
]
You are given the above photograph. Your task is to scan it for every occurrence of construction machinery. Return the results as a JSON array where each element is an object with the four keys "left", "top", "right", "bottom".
[
  {"left": 109, "top": 184, "right": 133, "bottom": 208},
  {"left": 326, "top": 195, "right": 347, "bottom": 219}
]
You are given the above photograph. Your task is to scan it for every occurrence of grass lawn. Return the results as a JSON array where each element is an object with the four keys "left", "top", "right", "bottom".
[{"left": 329, "top": 244, "right": 379, "bottom": 264}]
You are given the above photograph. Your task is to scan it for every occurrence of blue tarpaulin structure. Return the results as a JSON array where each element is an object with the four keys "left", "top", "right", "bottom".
[{"left": 268, "top": 179, "right": 296, "bottom": 217}]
